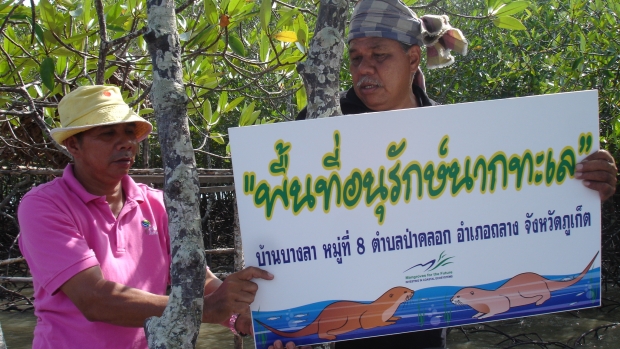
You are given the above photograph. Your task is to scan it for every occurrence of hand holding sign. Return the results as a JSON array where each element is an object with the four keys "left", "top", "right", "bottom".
[
  {"left": 202, "top": 267, "right": 274, "bottom": 324},
  {"left": 575, "top": 150, "right": 617, "bottom": 201}
]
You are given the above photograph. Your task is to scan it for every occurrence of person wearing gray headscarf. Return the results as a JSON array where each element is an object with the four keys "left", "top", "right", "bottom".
[
  {"left": 297, "top": 0, "right": 467, "bottom": 120},
  {"left": 294, "top": 1, "right": 469, "bottom": 348}
]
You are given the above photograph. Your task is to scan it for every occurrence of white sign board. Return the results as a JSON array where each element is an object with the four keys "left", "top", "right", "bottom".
[{"left": 229, "top": 91, "right": 601, "bottom": 349}]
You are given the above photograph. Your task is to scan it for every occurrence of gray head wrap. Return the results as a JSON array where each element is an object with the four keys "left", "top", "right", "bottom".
[{"left": 348, "top": 0, "right": 468, "bottom": 69}]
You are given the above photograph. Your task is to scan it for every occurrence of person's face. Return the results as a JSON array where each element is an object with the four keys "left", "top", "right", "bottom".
[
  {"left": 65, "top": 123, "right": 139, "bottom": 185},
  {"left": 349, "top": 37, "right": 421, "bottom": 111}
]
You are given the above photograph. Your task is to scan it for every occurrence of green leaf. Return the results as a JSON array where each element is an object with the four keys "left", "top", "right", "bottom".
[
  {"left": 239, "top": 102, "right": 257, "bottom": 126},
  {"left": 64, "top": 32, "right": 91, "bottom": 44},
  {"left": 40, "top": 0, "right": 57, "bottom": 31},
  {"left": 224, "top": 96, "right": 245, "bottom": 112},
  {"left": 579, "top": 32, "right": 586, "bottom": 52},
  {"left": 34, "top": 22, "right": 45, "bottom": 46},
  {"left": 571, "top": 56, "right": 584, "bottom": 71},
  {"left": 228, "top": 0, "right": 243, "bottom": 16},
  {"left": 260, "top": 31, "right": 270, "bottom": 62},
  {"left": 218, "top": 91, "right": 228, "bottom": 113},
  {"left": 494, "top": 1, "right": 529, "bottom": 17},
  {"left": 228, "top": 35, "right": 246, "bottom": 56},
  {"left": 139, "top": 108, "right": 154, "bottom": 115},
  {"left": 260, "top": 0, "right": 272, "bottom": 33},
  {"left": 295, "top": 85, "right": 307, "bottom": 112},
  {"left": 40, "top": 57, "right": 55, "bottom": 91},
  {"left": 493, "top": 16, "right": 527, "bottom": 30},
  {"left": 49, "top": 47, "right": 75, "bottom": 56},
  {"left": 210, "top": 132, "right": 226, "bottom": 145},
  {"left": 104, "top": 66, "right": 118, "bottom": 80},
  {"left": 294, "top": 14, "right": 308, "bottom": 46},
  {"left": 204, "top": 0, "right": 218, "bottom": 25},
  {"left": 83, "top": 0, "right": 91, "bottom": 24}
]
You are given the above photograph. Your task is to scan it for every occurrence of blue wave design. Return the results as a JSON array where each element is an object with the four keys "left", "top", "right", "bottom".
[{"left": 252, "top": 268, "right": 601, "bottom": 349}]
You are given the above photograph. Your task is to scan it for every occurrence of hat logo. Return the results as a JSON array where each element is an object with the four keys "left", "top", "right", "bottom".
[{"left": 103, "top": 91, "right": 112, "bottom": 97}]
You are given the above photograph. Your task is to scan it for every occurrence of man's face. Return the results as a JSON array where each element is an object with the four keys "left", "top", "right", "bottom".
[
  {"left": 349, "top": 37, "right": 420, "bottom": 111},
  {"left": 66, "top": 123, "right": 139, "bottom": 185}
]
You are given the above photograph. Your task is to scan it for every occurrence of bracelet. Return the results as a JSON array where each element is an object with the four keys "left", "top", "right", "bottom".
[{"left": 228, "top": 313, "right": 248, "bottom": 337}]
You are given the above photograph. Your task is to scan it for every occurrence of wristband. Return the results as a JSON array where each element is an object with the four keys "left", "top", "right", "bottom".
[{"left": 228, "top": 313, "right": 247, "bottom": 337}]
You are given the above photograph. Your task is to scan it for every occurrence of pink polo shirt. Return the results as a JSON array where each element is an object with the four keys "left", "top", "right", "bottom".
[{"left": 18, "top": 164, "right": 170, "bottom": 349}]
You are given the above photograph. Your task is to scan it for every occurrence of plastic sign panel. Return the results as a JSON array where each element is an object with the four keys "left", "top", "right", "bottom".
[{"left": 228, "top": 91, "right": 601, "bottom": 349}]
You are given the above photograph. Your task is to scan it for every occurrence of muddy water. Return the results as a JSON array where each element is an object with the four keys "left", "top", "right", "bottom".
[{"left": 2, "top": 286, "right": 619, "bottom": 349}]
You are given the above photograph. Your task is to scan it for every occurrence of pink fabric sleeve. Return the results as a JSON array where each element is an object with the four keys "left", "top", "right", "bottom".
[{"left": 18, "top": 194, "right": 99, "bottom": 294}]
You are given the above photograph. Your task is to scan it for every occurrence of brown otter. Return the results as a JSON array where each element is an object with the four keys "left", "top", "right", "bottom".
[
  {"left": 451, "top": 252, "right": 599, "bottom": 319},
  {"left": 255, "top": 286, "right": 414, "bottom": 340}
]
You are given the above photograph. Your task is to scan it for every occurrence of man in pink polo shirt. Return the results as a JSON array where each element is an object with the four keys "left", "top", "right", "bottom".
[{"left": 18, "top": 85, "right": 271, "bottom": 348}]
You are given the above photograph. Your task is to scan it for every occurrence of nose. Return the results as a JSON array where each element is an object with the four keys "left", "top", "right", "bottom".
[
  {"left": 117, "top": 132, "right": 138, "bottom": 151},
  {"left": 357, "top": 56, "right": 375, "bottom": 75}
]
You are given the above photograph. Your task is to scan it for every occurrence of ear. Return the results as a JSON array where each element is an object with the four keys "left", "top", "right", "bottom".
[
  {"left": 407, "top": 45, "right": 422, "bottom": 74},
  {"left": 63, "top": 136, "right": 81, "bottom": 158}
]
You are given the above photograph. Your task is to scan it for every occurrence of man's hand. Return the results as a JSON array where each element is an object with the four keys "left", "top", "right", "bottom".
[
  {"left": 575, "top": 150, "right": 617, "bottom": 201},
  {"left": 267, "top": 340, "right": 312, "bottom": 349},
  {"left": 235, "top": 312, "right": 253, "bottom": 335},
  {"left": 202, "top": 266, "right": 273, "bottom": 324}
]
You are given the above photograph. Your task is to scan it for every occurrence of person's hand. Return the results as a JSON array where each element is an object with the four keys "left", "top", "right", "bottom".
[
  {"left": 235, "top": 311, "right": 253, "bottom": 336},
  {"left": 202, "top": 266, "right": 273, "bottom": 324},
  {"left": 267, "top": 339, "right": 312, "bottom": 349},
  {"left": 575, "top": 150, "right": 617, "bottom": 201}
]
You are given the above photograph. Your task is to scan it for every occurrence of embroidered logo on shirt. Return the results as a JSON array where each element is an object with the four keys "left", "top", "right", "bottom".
[{"left": 142, "top": 219, "right": 158, "bottom": 235}]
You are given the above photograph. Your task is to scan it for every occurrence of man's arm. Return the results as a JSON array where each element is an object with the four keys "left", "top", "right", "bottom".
[
  {"left": 575, "top": 150, "right": 617, "bottom": 201},
  {"left": 60, "top": 265, "right": 168, "bottom": 327},
  {"left": 61, "top": 265, "right": 273, "bottom": 329}
]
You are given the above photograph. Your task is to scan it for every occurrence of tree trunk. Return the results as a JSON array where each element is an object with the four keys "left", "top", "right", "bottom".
[
  {"left": 296, "top": 0, "right": 348, "bottom": 119},
  {"left": 143, "top": 1, "right": 206, "bottom": 348}
]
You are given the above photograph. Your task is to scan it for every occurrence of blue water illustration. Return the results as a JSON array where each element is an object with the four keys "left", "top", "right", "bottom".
[{"left": 252, "top": 268, "right": 600, "bottom": 349}]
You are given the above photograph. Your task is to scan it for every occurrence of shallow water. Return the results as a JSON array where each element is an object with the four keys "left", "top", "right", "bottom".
[{"left": 1, "top": 286, "right": 618, "bottom": 349}]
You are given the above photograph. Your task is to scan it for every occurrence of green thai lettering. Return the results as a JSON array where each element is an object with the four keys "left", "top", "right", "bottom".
[
  {"left": 545, "top": 148, "right": 556, "bottom": 186},
  {"left": 402, "top": 161, "right": 424, "bottom": 202},
  {"left": 254, "top": 179, "right": 289, "bottom": 220},
  {"left": 556, "top": 146, "right": 576, "bottom": 184},
  {"left": 438, "top": 135, "right": 449, "bottom": 158},
  {"left": 269, "top": 140, "right": 291, "bottom": 176},
  {"left": 343, "top": 170, "right": 363, "bottom": 209},
  {"left": 488, "top": 152, "right": 508, "bottom": 192},
  {"left": 323, "top": 131, "right": 341, "bottom": 170},
  {"left": 387, "top": 139, "right": 407, "bottom": 160},
  {"left": 244, "top": 134, "right": 583, "bottom": 223},
  {"left": 508, "top": 151, "right": 534, "bottom": 190},
  {"left": 314, "top": 173, "right": 342, "bottom": 212},
  {"left": 448, "top": 157, "right": 474, "bottom": 196},
  {"left": 289, "top": 176, "right": 317, "bottom": 214}
]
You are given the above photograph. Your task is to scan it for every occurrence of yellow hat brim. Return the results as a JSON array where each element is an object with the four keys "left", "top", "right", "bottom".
[{"left": 50, "top": 104, "right": 153, "bottom": 144}]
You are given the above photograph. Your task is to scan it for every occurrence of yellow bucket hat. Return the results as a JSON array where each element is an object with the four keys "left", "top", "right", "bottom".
[{"left": 51, "top": 85, "right": 153, "bottom": 144}]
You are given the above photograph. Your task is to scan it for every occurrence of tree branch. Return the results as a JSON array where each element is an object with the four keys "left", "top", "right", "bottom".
[{"left": 94, "top": 0, "right": 109, "bottom": 84}]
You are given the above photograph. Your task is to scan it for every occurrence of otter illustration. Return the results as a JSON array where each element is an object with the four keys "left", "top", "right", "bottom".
[
  {"left": 451, "top": 252, "right": 599, "bottom": 319},
  {"left": 255, "top": 286, "right": 414, "bottom": 340}
]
